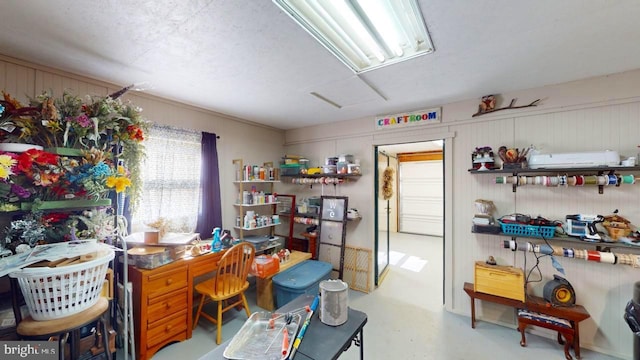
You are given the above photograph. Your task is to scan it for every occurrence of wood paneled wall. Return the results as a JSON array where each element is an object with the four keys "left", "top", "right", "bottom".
[{"left": 284, "top": 69, "right": 640, "bottom": 359}]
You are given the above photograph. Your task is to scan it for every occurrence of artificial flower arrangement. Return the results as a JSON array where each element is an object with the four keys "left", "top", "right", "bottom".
[
  {"left": 0, "top": 146, "right": 133, "bottom": 253},
  {"left": 0, "top": 147, "right": 130, "bottom": 203},
  {"left": 0, "top": 85, "right": 148, "bottom": 253},
  {"left": 3, "top": 207, "right": 127, "bottom": 254},
  {"left": 3, "top": 211, "right": 71, "bottom": 253},
  {"left": 0, "top": 85, "right": 149, "bottom": 209}
]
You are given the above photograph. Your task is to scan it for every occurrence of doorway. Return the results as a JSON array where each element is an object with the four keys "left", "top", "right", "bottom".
[{"left": 374, "top": 140, "right": 445, "bottom": 300}]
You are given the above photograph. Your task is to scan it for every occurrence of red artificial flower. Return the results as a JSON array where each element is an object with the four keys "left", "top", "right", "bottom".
[
  {"left": 50, "top": 184, "right": 68, "bottom": 198},
  {"left": 126, "top": 125, "right": 144, "bottom": 141},
  {"left": 17, "top": 149, "right": 59, "bottom": 173},
  {"left": 42, "top": 212, "right": 69, "bottom": 224}
]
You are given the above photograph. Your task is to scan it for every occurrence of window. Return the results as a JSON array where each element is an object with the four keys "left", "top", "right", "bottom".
[{"left": 131, "top": 124, "right": 202, "bottom": 233}]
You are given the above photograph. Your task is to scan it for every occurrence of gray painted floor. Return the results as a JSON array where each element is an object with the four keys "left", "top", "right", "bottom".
[{"left": 124, "top": 233, "right": 625, "bottom": 359}]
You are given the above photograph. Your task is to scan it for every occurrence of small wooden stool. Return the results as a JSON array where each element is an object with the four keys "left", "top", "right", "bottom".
[{"left": 17, "top": 297, "right": 112, "bottom": 360}]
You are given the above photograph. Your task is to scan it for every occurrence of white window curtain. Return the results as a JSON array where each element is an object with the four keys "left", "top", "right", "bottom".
[{"left": 131, "top": 124, "right": 202, "bottom": 233}]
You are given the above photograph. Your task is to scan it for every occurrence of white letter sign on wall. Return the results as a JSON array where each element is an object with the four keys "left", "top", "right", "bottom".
[{"left": 375, "top": 107, "right": 441, "bottom": 130}]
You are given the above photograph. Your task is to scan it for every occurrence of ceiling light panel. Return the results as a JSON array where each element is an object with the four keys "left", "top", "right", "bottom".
[{"left": 274, "top": 0, "right": 434, "bottom": 73}]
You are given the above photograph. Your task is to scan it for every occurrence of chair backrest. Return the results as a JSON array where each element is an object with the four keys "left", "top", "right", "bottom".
[{"left": 213, "top": 242, "right": 256, "bottom": 296}]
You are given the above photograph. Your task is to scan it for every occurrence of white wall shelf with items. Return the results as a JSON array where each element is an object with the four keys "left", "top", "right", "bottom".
[{"left": 232, "top": 159, "right": 281, "bottom": 245}]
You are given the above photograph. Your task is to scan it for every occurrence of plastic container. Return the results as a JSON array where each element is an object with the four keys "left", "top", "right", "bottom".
[
  {"left": 251, "top": 255, "right": 280, "bottom": 278},
  {"left": 211, "top": 227, "right": 222, "bottom": 253},
  {"left": 273, "top": 260, "right": 332, "bottom": 308},
  {"left": 337, "top": 161, "right": 348, "bottom": 174},
  {"left": 498, "top": 221, "right": 556, "bottom": 238},
  {"left": 244, "top": 235, "right": 271, "bottom": 250},
  {"left": 280, "top": 164, "right": 302, "bottom": 175},
  {"left": 319, "top": 279, "right": 348, "bottom": 326},
  {"left": 338, "top": 154, "right": 354, "bottom": 163},
  {"left": 10, "top": 244, "right": 114, "bottom": 320},
  {"left": 322, "top": 165, "right": 337, "bottom": 174}
]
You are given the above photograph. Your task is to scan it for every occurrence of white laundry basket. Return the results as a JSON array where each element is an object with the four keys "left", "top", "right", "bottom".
[{"left": 9, "top": 244, "right": 114, "bottom": 321}]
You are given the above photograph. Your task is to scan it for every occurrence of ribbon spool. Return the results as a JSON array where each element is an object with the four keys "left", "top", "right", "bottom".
[{"left": 543, "top": 275, "right": 576, "bottom": 307}]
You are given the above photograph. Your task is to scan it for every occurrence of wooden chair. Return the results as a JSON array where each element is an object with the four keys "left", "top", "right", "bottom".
[{"left": 193, "top": 242, "right": 256, "bottom": 344}]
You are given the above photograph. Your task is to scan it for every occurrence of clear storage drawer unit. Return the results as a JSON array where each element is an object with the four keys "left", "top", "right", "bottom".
[{"left": 272, "top": 260, "right": 332, "bottom": 307}]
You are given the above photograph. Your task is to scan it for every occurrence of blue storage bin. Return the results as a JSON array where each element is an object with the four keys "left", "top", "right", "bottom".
[{"left": 272, "top": 260, "right": 332, "bottom": 308}]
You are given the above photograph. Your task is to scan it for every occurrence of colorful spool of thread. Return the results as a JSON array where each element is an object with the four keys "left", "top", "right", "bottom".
[{"left": 622, "top": 174, "right": 636, "bottom": 184}]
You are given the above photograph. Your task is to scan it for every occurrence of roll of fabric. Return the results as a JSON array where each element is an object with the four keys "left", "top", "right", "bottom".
[
  {"left": 537, "top": 244, "right": 554, "bottom": 255},
  {"left": 586, "top": 250, "right": 601, "bottom": 262},
  {"left": 552, "top": 245, "right": 564, "bottom": 256},
  {"left": 617, "top": 253, "right": 634, "bottom": 266},
  {"left": 600, "top": 252, "right": 616, "bottom": 264},
  {"left": 563, "top": 248, "right": 574, "bottom": 258}
]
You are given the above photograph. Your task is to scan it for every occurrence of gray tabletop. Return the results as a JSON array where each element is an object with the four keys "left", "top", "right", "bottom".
[{"left": 199, "top": 294, "right": 367, "bottom": 360}]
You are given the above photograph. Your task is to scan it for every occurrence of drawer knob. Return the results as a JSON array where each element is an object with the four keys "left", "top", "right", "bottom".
[
  {"left": 165, "top": 325, "right": 173, "bottom": 332},
  {"left": 166, "top": 278, "right": 173, "bottom": 285},
  {"left": 165, "top": 302, "right": 171, "bottom": 309}
]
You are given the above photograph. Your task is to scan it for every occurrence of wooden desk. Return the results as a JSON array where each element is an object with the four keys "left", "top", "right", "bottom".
[
  {"left": 128, "top": 250, "right": 225, "bottom": 360},
  {"left": 256, "top": 251, "right": 312, "bottom": 310},
  {"left": 463, "top": 282, "right": 590, "bottom": 359}
]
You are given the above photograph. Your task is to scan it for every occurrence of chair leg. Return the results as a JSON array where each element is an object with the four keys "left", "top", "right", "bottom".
[
  {"left": 59, "top": 332, "right": 68, "bottom": 360},
  {"left": 216, "top": 300, "right": 223, "bottom": 345},
  {"left": 193, "top": 294, "right": 206, "bottom": 330},
  {"left": 102, "top": 315, "right": 111, "bottom": 360},
  {"left": 241, "top": 293, "right": 251, "bottom": 317}
]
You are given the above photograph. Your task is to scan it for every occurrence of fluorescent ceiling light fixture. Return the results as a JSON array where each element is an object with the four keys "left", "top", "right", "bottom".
[{"left": 274, "top": 0, "right": 434, "bottom": 73}]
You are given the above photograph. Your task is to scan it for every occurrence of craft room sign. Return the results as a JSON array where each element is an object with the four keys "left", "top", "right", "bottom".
[{"left": 375, "top": 107, "right": 441, "bottom": 130}]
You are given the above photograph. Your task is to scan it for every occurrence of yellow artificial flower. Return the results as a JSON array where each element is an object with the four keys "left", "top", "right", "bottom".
[
  {"left": 106, "top": 175, "right": 132, "bottom": 193},
  {"left": 0, "top": 154, "right": 16, "bottom": 168},
  {"left": 0, "top": 166, "right": 9, "bottom": 180},
  {"left": 0, "top": 155, "right": 14, "bottom": 180}
]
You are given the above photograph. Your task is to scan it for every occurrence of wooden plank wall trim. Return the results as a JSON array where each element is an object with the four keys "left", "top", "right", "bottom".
[{"left": 397, "top": 151, "right": 443, "bottom": 162}]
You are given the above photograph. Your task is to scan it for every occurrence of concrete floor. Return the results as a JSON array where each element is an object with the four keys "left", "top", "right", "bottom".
[{"left": 122, "top": 232, "right": 625, "bottom": 359}]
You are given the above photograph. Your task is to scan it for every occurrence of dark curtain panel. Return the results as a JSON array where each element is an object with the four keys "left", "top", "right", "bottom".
[{"left": 195, "top": 132, "right": 222, "bottom": 237}]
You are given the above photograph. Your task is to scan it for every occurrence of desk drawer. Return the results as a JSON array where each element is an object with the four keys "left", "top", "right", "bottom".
[
  {"left": 190, "top": 252, "right": 223, "bottom": 277},
  {"left": 147, "top": 267, "right": 188, "bottom": 298},
  {"left": 147, "top": 288, "right": 188, "bottom": 325},
  {"left": 146, "top": 309, "right": 188, "bottom": 348},
  {"left": 474, "top": 261, "right": 525, "bottom": 302}
]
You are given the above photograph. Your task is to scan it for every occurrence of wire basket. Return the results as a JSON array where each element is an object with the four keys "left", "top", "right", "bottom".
[
  {"left": 9, "top": 244, "right": 114, "bottom": 321},
  {"left": 499, "top": 221, "right": 556, "bottom": 239}
]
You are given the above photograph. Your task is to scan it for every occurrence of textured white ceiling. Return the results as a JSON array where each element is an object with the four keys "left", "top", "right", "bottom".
[{"left": 0, "top": 1, "right": 639, "bottom": 130}]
